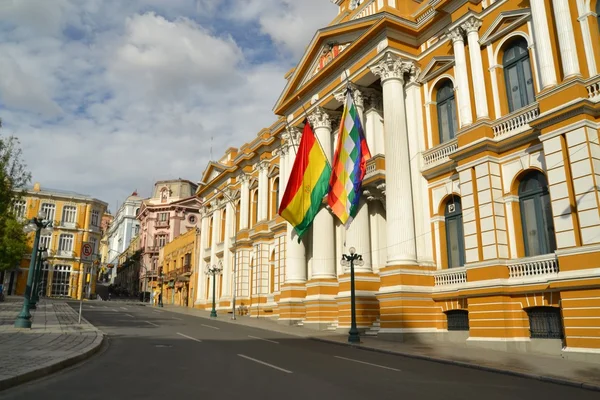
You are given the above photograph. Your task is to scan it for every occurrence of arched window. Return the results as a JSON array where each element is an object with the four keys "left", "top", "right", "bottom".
[
  {"left": 235, "top": 200, "right": 241, "bottom": 232},
  {"left": 271, "top": 178, "right": 279, "bottom": 219},
  {"left": 519, "top": 171, "right": 556, "bottom": 257},
  {"left": 220, "top": 209, "right": 226, "bottom": 242},
  {"left": 250, "top": 190, "right": 258, "bottom": 227},
  {"left": 208, "top": 216, "right": 213, "bottom": 247},
  {"left": 437, "top": 80, "right": 458, "bottom": 143},
  {"left": 503, "top": 38, "right": 535, "bottom": 112},
  {"left": 445, "top": 197, "right": 465, "bottom": 268}
]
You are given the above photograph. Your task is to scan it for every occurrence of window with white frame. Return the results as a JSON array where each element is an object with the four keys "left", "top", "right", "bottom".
[
  {"left": 62, "top": 205, "right": 77, "bottom": 224},
  {"left": 51, "top": 265, "right": 71, "bottom": 297},
  {"left": 13, "top": 200, "right": 26, "bottom": 218},
  {"left": 39, "top": 234, "right": 52, "bottom": 250},
  {"left": 91, "top": 210, "right": 100, "bottom": 227},
  {"left": 41, "top": 203, "right": 56, "bottom": 221},
  {"left": 158, "top": 212, "right": 169, "bottom": 221},
  {"left": 156, "top": 235, "right": 167, "bottom": 248},
  {"left": 89, "top": 237, "right": 98, "bottom": 255},
  {"left": 58, "top": 234, "right": 74, "bottom": 253}
]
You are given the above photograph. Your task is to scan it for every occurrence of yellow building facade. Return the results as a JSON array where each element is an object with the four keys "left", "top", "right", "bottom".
[
  {"left": 194, "top": 0, "right": 600, "bottom": 361},
  {"left": 13, "top": 182, "right": 108, "bottom": 300},
  {"left": 159, "top": 228, "right": 198, "bottom": 307}
]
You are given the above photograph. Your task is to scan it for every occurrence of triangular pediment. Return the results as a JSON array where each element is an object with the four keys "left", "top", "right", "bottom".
[
  {"left": 480, "top": 9, "right": 531, "bottom": 46},
  {"left": 200, "top": 162, "right": 226, "bottom": 187},
  {"left": 418, "top": 56, "right": 455, "bottom": 83},
  {"left": 268, "top": 164, "right": 279, "bottom": 178},
  {"left": 171, "top": 196, "right": 202, "bottom": 209},
  {"left": 298, "top": 41, "right": 353, "bottom": 87}
]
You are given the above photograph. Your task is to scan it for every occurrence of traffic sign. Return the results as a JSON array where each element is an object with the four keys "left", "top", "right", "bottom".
[{"left": 81, "top": 242, "right": 94, "bottom": 262}]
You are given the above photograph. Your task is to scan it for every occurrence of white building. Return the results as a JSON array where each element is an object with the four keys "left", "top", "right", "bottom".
[{"left": 107, "top": 191, "right": 143, "bottom": 283}]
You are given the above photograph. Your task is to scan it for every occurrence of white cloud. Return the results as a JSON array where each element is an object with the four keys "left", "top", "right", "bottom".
[{"left": 0, "top": 0, "right": 337, "bottom": 209}]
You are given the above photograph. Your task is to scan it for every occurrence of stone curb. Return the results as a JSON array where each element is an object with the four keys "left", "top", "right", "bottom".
[
  {"left": 0, "top": 332, "right": 105, "bottom": 392},
  {"left": 309, "top": 337, "right": 600, "bottom": 393}
]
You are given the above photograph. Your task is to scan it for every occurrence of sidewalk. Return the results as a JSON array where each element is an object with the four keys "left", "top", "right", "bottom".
[
  {"left": 0, "top": 296, "right": 104, "bottom": 391},
  {"left": 158, "top": 303, "right": 600, "bottom": 392}
]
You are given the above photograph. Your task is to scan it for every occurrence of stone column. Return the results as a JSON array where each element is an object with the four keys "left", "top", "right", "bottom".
[
  {"left": 278, "top": 146, "right": 288, "bottom": 205},
  {"left": 208, "top": 203, "right": 221, "bottom": 300},
  {"left": 364, "top": 92, "right": 384, "bottom": 156},
  {"left": 344, "top": 198, "right": 372, "bottom": 271},
  {"left": 307, "top": 108, "right": 336, "bottom": 279},
  {"left": 462, "top": 17, "right": 489, "bottom": 120},
  {"left": 239, "top": 174, "right": 249, "bottom": 230},
  {"left": 448, "top": 28, "right": 473, "bottom": 127},
  {"left": 195, "top": 208, "right": 208, "bottom": 303},
  {"left": 552, "top": 0, "right": 580, "bottom": 78},
  {"left": 257, "top": 160, "right": 269, "bottom": 222},
  {"left": 370, "top": 52, "right": 417, "bottom": 266},
  {"left": 576, "top": 1, "right": 598, "bottom": 76},
  {"left": 222, "top": 197, "right": 234, "bottom": 298},
  {"left": 530, "top": 0, "right": 557, "bottom": 88}
]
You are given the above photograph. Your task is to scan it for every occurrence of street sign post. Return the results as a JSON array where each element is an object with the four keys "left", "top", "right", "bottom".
[{"left": 79, "top": 242, "right": 94, "bottom": 323}]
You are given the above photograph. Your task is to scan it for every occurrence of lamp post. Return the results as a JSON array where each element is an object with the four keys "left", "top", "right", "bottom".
[
  {"left": 205, "top": 262, "right": 223, "bottom": 318},
  {"left": 199, "top": 181, "right": 239, "bottom": 320},
  {"left": 158, "top": 268, "right": 164, "bottom": 307},
  {"left": 15, "top": 211, "right": 52, "bottom": 328},
  {"left": 30, "top": 247, "right": 49, "bottom": 309},
  {"left": 341, "top": 247, "right": 364, "bottom": 344}
]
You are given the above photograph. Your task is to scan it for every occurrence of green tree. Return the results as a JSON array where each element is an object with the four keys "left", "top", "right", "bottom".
[{"left": 0, "top": 120, "right": 32, "bottom": 271}]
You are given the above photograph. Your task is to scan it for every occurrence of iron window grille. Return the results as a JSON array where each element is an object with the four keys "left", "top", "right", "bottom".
[
  {"left": 527, "top": 307, "right": 564, "bottom": 339},
  {"left": 446, "top": 310, "right": 469, "bottom": 331}
]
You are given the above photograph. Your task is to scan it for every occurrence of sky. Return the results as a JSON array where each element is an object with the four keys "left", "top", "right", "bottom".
[{"left": 0, "top": 0, "right": 338, "bottom": 212}]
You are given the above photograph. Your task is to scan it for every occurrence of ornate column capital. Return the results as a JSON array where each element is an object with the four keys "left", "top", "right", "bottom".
[
  {"left": 257, "top": 159, "right": 270, "bottom": 172},
  {"left": 239, "top": 173, "right": 249, "bottom": 184},
  {"left": 461, "top": 16, "right": 482, "bottom": 34},
  {"left": 370, "top": 52, "right": 415, "bottom": 85},
  {"left": 279, "top": 145, "right": 289, "bottom": 157},
  {"left": 283, "top": 126, "right": 301, "bottom": 147},
  {"left": 333, "top": 85, "right": 365, "bottom": 109},
  {"left": 447, "top": 27, "right": 464, "bottom": 43},
  {"left": 308, "top": 107, "right": 331, "bottom": 130}
]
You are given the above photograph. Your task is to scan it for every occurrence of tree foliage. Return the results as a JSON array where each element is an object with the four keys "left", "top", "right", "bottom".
[{"left": 0, "top": 120, "right": 32, "bottom": 271}]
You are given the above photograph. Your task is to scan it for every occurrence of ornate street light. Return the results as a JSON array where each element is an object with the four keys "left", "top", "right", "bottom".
[
  {"left": 158, "top": 268, "right": 164, "bottom": 307},
  {"left": 341, "top": 247, "right": 364, "bottom": 344},
  {"left": 30, "top": 247, "right": 49, "bottom": 309},
  {"left": 14, "top": 211, "right": 53, "bottom": 328},
  {"left": 205, "top": 261, "right": 223, "bottom": 318}
]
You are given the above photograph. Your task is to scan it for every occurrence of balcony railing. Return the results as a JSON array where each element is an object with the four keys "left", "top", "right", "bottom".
[
  {"left": 59, "top": 220, "right": 78, "bottom": 229},
  {"left": 508, "top": 254, "right": 558, "bottom": 279},
  {"left": 352, "top": 0, "right": 377, "bottom": 20},
  {"left": 56, "top": 250, "right": 74, "bottom": 258},
  {"left": 434, "top": 268, "right": 467, "bottom": 286},
  {"left": 155, "top": 220, "right": 170, "bottom": 228},
  {"left": 145, "top": 246, "right": 159, "bottom": 253},
  {"left": 423, "top": 139, "right": 458, "bottom": 167},
  {"left": 586, "top": 76, "right": 600, "bottom": 101},
  {"left": 492, "top": 104, "right": 539, "bottom": 139}
]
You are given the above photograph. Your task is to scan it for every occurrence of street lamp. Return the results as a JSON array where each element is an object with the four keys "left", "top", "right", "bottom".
[
  {"left": 14, "top": 211, "right": 53, "bottom": 328},
  {"left": 341, "top": 247, "right": 364, "bottom": 344},
  {"left": 30, "top": 247, "right": 49, "bottom": 310},
  {"left": 205, "top": 261, "right": 223, "bottom": 318},
  {"left": 199, "top": 181, "right": 239, "bottom": 320},
  {"left": 158, "top": 268, "right": 164, "bottom": 307}
]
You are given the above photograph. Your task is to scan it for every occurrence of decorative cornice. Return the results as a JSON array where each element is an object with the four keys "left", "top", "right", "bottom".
[
  {"left": 370, "top": 52, "right": 416, "bottom": 85},
  {"left": 308, "top": 107, "right": 331, "bottom": 130}
]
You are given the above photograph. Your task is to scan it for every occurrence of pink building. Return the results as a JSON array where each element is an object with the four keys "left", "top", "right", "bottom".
[{"left": 137, "top": 179, "right": 202, "bottom": 292}]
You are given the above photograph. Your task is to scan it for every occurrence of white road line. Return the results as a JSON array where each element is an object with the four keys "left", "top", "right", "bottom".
[
  {"left": 177, "top": 332, "right": 202, "bottom": 342},
  {"left": 237, "top": 354, "right": 292, "bottom": 374},
  {"left": 172, "top": 317, "right": 183, "bottom": 321},
  {"left": 111, "top": 308, "right": 119, "bottom": 312},
  {"left": 201, "top": 324, "right": 220, "bottom": 330},
  {"left": 144, "top": 321, "right": 159, "bottom": 327},
  {"left": 89, "top": 305, "right": 95, "bottom": 309},
  {"left": 334, "top": 356, "right": 402, "bottom": 372},
  {"left": 120, "top": 307, "right": 128, "bottom": 310},
  {"left": 125, "top": 313, "right": 135, "bottom": 318},
  {"left": 248, "top": 335, "right": 279, "bottom": 344},
  {"left": 153, "top": 310, "right": 163, "bottom": 313}
]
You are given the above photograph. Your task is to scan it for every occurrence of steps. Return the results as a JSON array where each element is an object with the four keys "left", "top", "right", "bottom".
[{"left": 364, "top": 318, "right": 380, "bottom": 336}]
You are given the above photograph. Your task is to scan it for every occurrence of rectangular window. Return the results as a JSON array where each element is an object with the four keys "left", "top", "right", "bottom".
[
  {"left": 51, "top": 265, "right": 71, "bottom": 297},
  {"left": 58, "top": 234, "right": 74, "bottom": 253},
  {"left": 41, "top": 203, "right": 56, "bottom": 221},
  {"left": 158, "top": 212, "right": 169, "bottom": 221},
  {"left": 13, "top": 200, "right": 26, "bottom": 218},
  {"left": 91, "top": 210, "right": 100, "bottom": 227},
  {"left": 62, "top": 205, "right": 77, "bottom": 224},
  {"left": 157, "top": 235, "right": 167, "bottom": 248},
  {"left": 38, "top": 262, "right": 51, "bottom": 298},
  {"left": 89, "top": 237, "right": 98, "bottom": 254},
  {"left": 184, "top": 253, "right": 191, "bottom": 267},
  {"left": 39, "top": 234, "right": 52, "bottom": 250}
]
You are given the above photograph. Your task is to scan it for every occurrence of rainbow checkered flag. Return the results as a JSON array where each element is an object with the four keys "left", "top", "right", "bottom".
[{"left": 327, "top": 88, "right": 371, "bottom": 227}]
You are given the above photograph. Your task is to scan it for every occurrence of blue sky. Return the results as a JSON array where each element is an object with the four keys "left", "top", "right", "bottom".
[{"left": 0, "top": 0, "right": 337, "bottom": 211}]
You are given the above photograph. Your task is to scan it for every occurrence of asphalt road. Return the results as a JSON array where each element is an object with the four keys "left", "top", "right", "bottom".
[{"left": 1, "top": 303, "right": 597, "bottom": 400}]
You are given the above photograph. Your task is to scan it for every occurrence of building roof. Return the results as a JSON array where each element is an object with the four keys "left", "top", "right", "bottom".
[{"left": 24, "top": 182, "right": 109, "bottom": 207}]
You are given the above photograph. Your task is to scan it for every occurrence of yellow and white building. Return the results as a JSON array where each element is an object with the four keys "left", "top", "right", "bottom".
[
  {"left": 12, "top": 182, "right": 108, "bottom": 300},
  {"left": 194, "top": 0, "right": 600, "bottom": 361},
  {"left": 158, "top": 228, "right": 199, "bottom": 307}
]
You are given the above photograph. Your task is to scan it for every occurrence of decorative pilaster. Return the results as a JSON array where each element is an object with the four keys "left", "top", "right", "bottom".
[
  {"left": 576, "top": 1, "right": 598, "bottom": 76},
  {"left": 529, "top": 0, "right": 557, "bottom": 88},
  {"left": 370, "top": 52, "right": 417, "bottom": 266},
  {"left": 221, "top": 196, "right": 234, "bottom": 301},
  {"left": 448, "top": 28, "right": 473, "bottom": 127},
  {"left": 256, "top": 160, "right": 269, "bottom": 222},
  {"left": 239, "top": 173, "right": 249, "bottom": 230},
  {"left": 462, "top": 17, "right": 489, "bottom": 120},
  {"left": 551, "top": 0, "right": 580, "bottom": 78},
  {"left": 195, "top": 208, "right": 209, "bottom": 305}
]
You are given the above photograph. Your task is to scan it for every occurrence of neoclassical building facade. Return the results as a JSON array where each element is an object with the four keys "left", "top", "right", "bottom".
[{"left": 194, "top": 0, "right": 600, "bottom": 360}]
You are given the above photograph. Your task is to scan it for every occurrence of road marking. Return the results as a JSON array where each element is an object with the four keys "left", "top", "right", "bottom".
[
  {"left": 120, "top": 307, "right": 128, "bottom": 310},
  {"left": 237, "top": 354, "right": 292, "bottom": 374},
  {"left": 248, "top": 335, "right": 279, "bottom": 344},
  {"left": 153, "top": 310, "right": 163, "bottom": 313},
  {"left": 334, "top": 356, "right": 401, "bottom": 372},
  {"left": 89, "top": 305, "right": 95, "bottom": 309},
  {"left": 172, "top": 317, "right": 183, "bottom": 321},
  {"left": 111, "top": 308, "right": 119, "bottom": 312},
  {"left": 177, "top": 332, "right": 202, "bottom": 342},
  {"left": 125, "top": 313, "right": 135, "bottom": 318},
  {"left": 144, "top": 321, "right": 159, "bottom": 327},
  {"left": 201, "top": 324, "right": 220, "bottom": 330}
]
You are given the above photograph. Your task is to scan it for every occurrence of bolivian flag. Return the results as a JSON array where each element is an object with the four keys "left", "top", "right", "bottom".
[{"left": 279, "top": 121, "right": 331, "bottom": 239}]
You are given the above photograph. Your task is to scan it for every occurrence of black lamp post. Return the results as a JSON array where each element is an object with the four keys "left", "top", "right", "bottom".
[
  {"left": 30, "top": 247, "right": 49, "bottom": 309},
  {"left": 14, "top": 212, "right": 52, "bottom": 328},
  {"left": 158, "top": 268, "right": 164, "bottom": 307},
  {"left": 205, "top": 262, "right": 223, "bottom": 318},
  {"left": 341, "top": 247, "right": 364, "bottom": 344}
]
